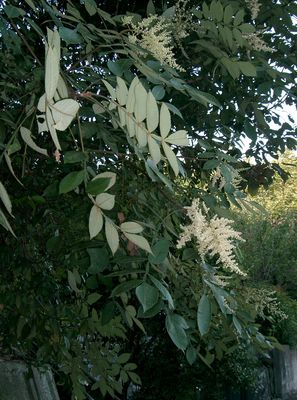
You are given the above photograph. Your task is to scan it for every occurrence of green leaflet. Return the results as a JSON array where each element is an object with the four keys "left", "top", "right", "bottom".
[
  {"left": 136, "top": 282, "right": 159, "bottom": 312},
  {"left": 165, "top": 312, "right": 189, "bottom": 351},
  {"left": 197, "top": 294, "right": 211, "bottom": 336},
  {"left": 59, "top": 170, "right": 85, "bottom": 194}
]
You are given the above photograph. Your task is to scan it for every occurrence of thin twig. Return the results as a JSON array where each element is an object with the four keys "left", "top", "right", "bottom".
[{"left": 9, "top": 19, "right": 42, "bottom": 66}]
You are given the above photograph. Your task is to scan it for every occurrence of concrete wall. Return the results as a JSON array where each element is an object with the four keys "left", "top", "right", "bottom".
[{"left": 0, "top": 361, "right": 60, "bottom": 400}]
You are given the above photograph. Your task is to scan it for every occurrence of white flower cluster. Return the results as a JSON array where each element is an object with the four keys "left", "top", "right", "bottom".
[
  {"left": 211, "top": 166, "right": 243, "bottom": 191},
  {"left": 123, "top": 15, "right": 184, "bottom": 71},
  {"left": 177, "top": 199, "right": 246, "bottom": 275},
  {"left": 245, "top": 0, "right": 261, "bottom": 20},
  {"left": 246, "top": 288, "right": 288, "bottom": 321},
  {"left": 243, "top": 32, "right": 276, "bottom": 53}
]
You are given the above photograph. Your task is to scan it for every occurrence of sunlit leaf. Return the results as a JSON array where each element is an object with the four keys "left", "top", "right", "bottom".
[
  {"left": 134, "top": 82, "right": 147, "bottom": 122},
  {"left": 45, "top": 46, "right": 59, "bottom": 100},
  {"left": 95, "top": 193, "right": 115, "bottom": 210},
  {"left": 148, "top": 135, "right": 161, "bottom": 164},
  {"left": 89, "top": 205, "right": 104, "bottom": 239},
  {"left": 45, "top": 107, "right": 61, "bottom": 150},
  {"left": 159, "top": 103, "right": 171, "bottom": 138},
  {"left": 122, "top": 232, "right": 152, "bottom": 254},
  {"left": 105, "top": 218, "right": 119, "bottom": 255},
  {"left": 116, "top": 77, "right": 128, "bottom": 106},
  {"left": 162, "top": 142, "right": 179, "bottom": 176},
  {"left": 120, "top": 221, "right": 143, "bottom": 234},
  {"left": 146, "top": 91, "right": 159, "bottom": 132},
  {"left": 20, "top": 127, "right": 48, "bottom": 156},
  {"left": 50, "top": 99, "right": 80, "bottom": 131},
  {"left": 165, "top": 130, "right": 189, "bottom": 146}
]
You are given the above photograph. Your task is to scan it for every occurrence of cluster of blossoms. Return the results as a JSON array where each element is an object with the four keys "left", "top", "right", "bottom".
[
  {"left": 243, "top": 31, "right": 277, "bottom": 53},
  {"left": 122, "top": 15, "right": 185, "bottom": 71},
  {"left": 211, "top": 165, "right": 243, "bottom": 191},
  {"left": 171, "top": 0, "right": 192, "bottom": 42},
  {"left": 177, "top": 199, "right": 245, "bottom": 275},
  {"left": 245, "top": 0, "right": 261, "bottom": 20},
  {"left": 246, "top": 288, "right": 288, "bottom": 321}
]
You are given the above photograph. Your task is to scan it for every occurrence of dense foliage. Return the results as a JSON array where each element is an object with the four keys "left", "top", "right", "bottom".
[{"left": 0, "top": 0, "right": 296, "bottom": 399}]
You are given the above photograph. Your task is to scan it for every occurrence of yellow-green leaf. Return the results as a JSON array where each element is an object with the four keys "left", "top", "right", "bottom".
[{"left": 59, "top": 170, "right": 85, "bottom": 194}]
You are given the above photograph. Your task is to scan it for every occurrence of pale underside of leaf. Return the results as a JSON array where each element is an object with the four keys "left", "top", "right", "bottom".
[
  {"left": 134, "top": 82, "right": 147, "bottom": 123},
  {"left": 136, "top": 123, "right": 147, "bottom": 147},
  {"left": 126, "top": 76, "right": 139, "bottom": 113},
  {"left": 89, "top": 205, "right": 103, "bottom": 239},
  {"left": 45, "top": 46, "right": 60, "bottom": 100},
  {"left": 116, "top": 77, "right": 128, "bottom": 106},
  {"left": 45, "top": 107, "right": 61, "bottom": 150},
  {"left": 95, "top": 193, "right": 115, "bottom": 210},
  {"left": 57, "top": 75, "right": 68, "bottom": 99},
  {"left": 123, "top": 232, "right": 152, "bottom": 254},
  {"left": 37, "top": 93, "right": 46, "bottom": 112},
  {"left": 0, "top": 181, "right": 12, "bottom": 215},
  {"left": 148, "top": 135, "right": 161, "bottom": 164},
  {"left": 20, "top": 127, "right": 48, "bottom": 156},
  {"left": 118, "top": 107, "right": 126, "bottom": 127},
  {"left": 160, "top": 103, "right": 171, "bottom": 138},
  {"left": 126, "top": 113, "right": 136, "bottom": 137},
  {"left": 146, "top": 91, "right": 159, "bottom": 132},
  {"left": 162, "top": 141, "right": 179, "bottom": 176},
  {"left": 120, "top": 221, "right": 144, "bottom": 234},
  {"left": 165, "top": 130, "right": 189, "bottom": 146},
  {"left": 4, "top": 152, "right": 23, "bottom": 186},
  {"left": 105, "top": 218, "right": 119, "bottom": 255},
  {"left": 102, "top": 79, "right": 116, "bottom": 100},
  {"left": 50, "top": 99, "right": 80, "bottom": 131},
  {"left": 0, "top": 208, "right": 16, "bottom": 237}
]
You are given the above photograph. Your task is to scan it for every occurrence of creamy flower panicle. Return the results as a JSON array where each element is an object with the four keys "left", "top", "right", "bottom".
[
  {"left": 123, "top": 15, "right": 185, "bottom": 71},
  {"left": 177, "top": 199, "right": 246, "bottom": 275}
]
